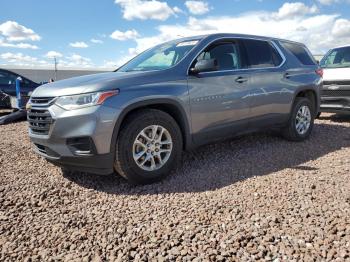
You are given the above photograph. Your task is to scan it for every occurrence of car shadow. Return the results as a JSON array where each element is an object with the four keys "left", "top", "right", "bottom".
[
  {"left": 319, "top": 113, "right": 350, "bottom": 123},
  {"left": 63, "top": 122, "right": 350, "bottom": 195}
]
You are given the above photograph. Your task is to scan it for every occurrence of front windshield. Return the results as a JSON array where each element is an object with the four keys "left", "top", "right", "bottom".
[
  {"left": 117, "top": 40, "right": 199, "bottom": 72},
  {"left": 320, "top": 47, "right": 350, "bottom": 69}
]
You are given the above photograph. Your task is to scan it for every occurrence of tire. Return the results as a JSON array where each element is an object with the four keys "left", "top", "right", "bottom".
[
  {"left": 282, "top": 97, "right": 314, "bottom": 141},
  {"left": 114, "top": 109, "right": 183, "bottom": 184}
]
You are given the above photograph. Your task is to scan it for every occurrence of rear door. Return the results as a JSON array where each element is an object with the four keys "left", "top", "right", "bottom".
[
  {"left": 240, "top": 39, "right": 291, "bottom": 127},
  {"left": 188, "top": 39, "right": 253, "bottom": 144}
]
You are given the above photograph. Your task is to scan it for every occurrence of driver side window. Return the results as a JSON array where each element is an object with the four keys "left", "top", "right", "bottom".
[{"left": 197, "top": 42, "right": 242, "bottom": 71}]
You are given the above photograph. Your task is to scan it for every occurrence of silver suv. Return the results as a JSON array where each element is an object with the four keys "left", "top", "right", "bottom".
[{"left": 28, "top": 34, "right": 322, "bottom": 184}]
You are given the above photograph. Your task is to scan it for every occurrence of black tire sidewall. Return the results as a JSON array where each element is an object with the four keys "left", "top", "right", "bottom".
[{"left": 116, "top": 110, "right": 182, "bottom": 184}]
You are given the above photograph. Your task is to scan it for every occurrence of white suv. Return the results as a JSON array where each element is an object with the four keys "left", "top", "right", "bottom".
[{"left": 320, "top": 45, "right": 350, "bottom": 114}]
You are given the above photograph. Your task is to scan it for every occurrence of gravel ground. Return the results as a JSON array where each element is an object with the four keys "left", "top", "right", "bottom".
[{"left": 1, "top": 114, "right": 350, "bottom": 261}]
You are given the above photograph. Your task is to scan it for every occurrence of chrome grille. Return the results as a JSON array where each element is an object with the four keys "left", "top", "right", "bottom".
[
  {"left": 30, "top": 97, "right": 55, "bottom": 105},
  {"left": 27, "top": 109, "right": 53, "bottom": 135}
]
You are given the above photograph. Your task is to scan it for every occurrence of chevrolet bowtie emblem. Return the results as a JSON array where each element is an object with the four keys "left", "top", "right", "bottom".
[{"left": 328, "top": 85, "right": 340, "bottom": 90}]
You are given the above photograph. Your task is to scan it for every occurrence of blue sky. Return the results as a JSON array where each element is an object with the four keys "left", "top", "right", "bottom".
[{"left": 0, "top": 0, "right": 350, "bottom": 69}]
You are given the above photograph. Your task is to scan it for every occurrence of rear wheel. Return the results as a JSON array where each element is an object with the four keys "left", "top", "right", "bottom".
[
  {"left": 114, "top": 109, "right": 182, "bottom": 184},
  {"left": 282, "top": 97, "right": 314, "bottom": 141}
]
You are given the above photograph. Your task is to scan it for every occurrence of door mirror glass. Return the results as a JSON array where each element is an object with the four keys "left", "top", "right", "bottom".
[{"left": 191, "top": 58, "right": 218, "bottom": 74}]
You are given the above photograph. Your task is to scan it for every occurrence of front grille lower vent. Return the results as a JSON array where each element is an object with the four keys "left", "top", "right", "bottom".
[
  {"left": 322, "top": 90, "right": 350, "bottom": 97},
  {"left": 27, "top": 109, "right": 53, "bottom": 135},
  {"left": 323, "top": 80, "right": 350, "bottom": 86}
]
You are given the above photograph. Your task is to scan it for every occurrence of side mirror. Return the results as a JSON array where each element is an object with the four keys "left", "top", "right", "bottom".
[{"left": 190, "top": 59, "right": 217, "bottom": 74}]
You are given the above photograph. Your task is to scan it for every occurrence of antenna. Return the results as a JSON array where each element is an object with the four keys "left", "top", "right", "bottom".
[{"left": 54, "top": 57, "right": 58, "bottom": 81}]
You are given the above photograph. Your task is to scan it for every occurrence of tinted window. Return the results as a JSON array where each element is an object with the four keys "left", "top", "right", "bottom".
[
  {"left": 0, "top": 71, "right": 17, "bottom": 85},
  {"left": 242, "top": 40, "right": 283, "bottom": 68},
  {"left": 196, "top": 42, "right": 242, "bottom": 71},
  {"left": 320, "top": 47, "right": 350, "bottom": 69},
  {"left": 282, "top": 42, "right": 316, "bottom": 66}
]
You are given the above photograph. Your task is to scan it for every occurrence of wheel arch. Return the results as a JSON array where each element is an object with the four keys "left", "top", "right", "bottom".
[
  {"left": 292, "top": 88, "right": 319, "bottom": 117},
  {"left": 110, "top": 98, "right": 193, "bottom": 158}
]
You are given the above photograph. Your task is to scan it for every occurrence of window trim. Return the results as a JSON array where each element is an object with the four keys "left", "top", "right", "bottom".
[{"left": 187, "top": 37, "right": 286, "bottom": 76}]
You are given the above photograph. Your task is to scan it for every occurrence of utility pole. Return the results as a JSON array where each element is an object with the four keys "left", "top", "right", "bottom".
[{"left": 54, "top": 57, "right": 58, "bottom": 81}]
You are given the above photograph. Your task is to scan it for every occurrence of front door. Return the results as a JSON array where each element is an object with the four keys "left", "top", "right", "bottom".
[{"left": 187, "top": 40, "right": 253, "bottom": 145}]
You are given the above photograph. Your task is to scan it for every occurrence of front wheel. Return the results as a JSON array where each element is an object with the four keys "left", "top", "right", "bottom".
[
  {"left": 282, "top": 97, "right": 315, "bottom": 141},
  {"left": 114, "top": 109, "right": 183, "bottom": 184}
]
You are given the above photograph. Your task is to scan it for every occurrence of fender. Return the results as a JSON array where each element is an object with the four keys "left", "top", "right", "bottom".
[
  {"left": 290, "top": 85, "right": 321, "bottom": 115},
  {"left": 109, "top": 98, "right": 195, "bottom": 158}
]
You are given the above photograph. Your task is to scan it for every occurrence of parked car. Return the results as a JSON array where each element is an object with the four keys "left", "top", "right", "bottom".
[
  {"left": 0, "top": 68, "right": 39, "bottom": 108},
  {"left": 27, "top": 33, "right": 322, "bottom": 184},
  {"left": 319, "top": 45, "right": 350, "bottom": 114}
]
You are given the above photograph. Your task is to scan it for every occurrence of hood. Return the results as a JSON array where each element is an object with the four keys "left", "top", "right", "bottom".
[
  {"left": 31, "top": 71, "right": 154, "bottom": 97},
  {"left": 323, "top": 67, "right": 350, "bottom": 81}
]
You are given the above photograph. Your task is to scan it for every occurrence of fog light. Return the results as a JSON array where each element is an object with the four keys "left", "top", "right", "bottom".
[{"left": 66, "top": 137, "right": 96, "bottom": 156}]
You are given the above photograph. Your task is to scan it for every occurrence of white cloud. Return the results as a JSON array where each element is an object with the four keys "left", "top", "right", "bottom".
[
  {"left": 91, "top": 38, "right": 103, "bottom": 44},
  {"left": 114, "top": 0, "right": 177, "bottom": 20},
  {"left": 0, "top": 52, "right": 38, "bottom": 63},
  {"left": 318, "top": 0, "right": 339, "bottom": 5},
  {"left": 332, "top": 18, "right": 350, "bottom": 38},
  {"left": 173, "top": 6, "right": 184, "bottom": 14},
  {"left": 110, "top": 29, "right": 139, "bottom": 41},
  {"left": 128, "top": 7, "right": 349, "bottom": 57},
  {"left": 0, "top": 21, "right": 41, "bottom": 42},
  {"left": 0, "top": 39, "right": 39, "bottom": 49},
  {"left": 0, "top": 51, "right": 95, "bottom": 68},
  {"left": 65, "top": 54, "right": 93, "bottom": 67},
  {"left": 318, "top": 0, "right": 350, "bottom": 4},
  {"left": 274, "top": 2, "right": 318, "bottom": 20},
  {"left": 69, "top": 41, "right": 89, "bottom": 48},
  {"left": 45, "top": 51, "right": 63, "bottom": 58},
  {"left": 185, "top": 1, "right": 210, "bottom": 15}
]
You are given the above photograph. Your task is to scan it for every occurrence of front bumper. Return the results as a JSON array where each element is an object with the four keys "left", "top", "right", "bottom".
[
  {"left": 28, "top": 103, "right": 121, "bottom": 175},
  {"left": 320, "top": 83, "right": 350, "bottom": 113},
  {"left": 320, "top": 97, "right": 350, "bottom": 113}
]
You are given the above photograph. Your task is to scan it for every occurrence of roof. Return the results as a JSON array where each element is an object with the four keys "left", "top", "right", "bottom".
[{"left": 175, "top": 33, "right": 304, "bottom": 46}]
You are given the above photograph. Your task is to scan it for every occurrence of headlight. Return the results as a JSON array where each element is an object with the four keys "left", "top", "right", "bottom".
[{"left": 55, "top": 90, "right": 119, "bottom": 110}]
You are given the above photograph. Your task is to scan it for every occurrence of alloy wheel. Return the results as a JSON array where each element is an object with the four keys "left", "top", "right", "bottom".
[
  {"left": 132, "top": 125, "right": 173, "bottom": 171},
  {"left": 295, "top": 105, "right": 311, "bottom": 135}
]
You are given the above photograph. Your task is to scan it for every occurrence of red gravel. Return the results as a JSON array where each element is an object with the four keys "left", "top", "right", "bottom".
[{"left": 0, "top": 113, "right": 350, "bottom": 261}]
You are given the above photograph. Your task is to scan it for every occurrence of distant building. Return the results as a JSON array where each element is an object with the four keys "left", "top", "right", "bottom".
[{"left": 0, "top": 66, "right": 112, "bottom": 83}]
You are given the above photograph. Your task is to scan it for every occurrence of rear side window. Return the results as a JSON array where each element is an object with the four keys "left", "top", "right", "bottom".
[
  {"left": 281, "top": 42, "right": 316, "bottom": 66},
  {"left": 242, "top": 39, "right": 283, "bottom": 69}
]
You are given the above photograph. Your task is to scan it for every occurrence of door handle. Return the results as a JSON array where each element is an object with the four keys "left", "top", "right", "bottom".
[
  {"left": 284, "top": 73, "right": 291, "bottom": 79},
  {"left": 235, "top": 76, "right": 248, "bottom": 84}
]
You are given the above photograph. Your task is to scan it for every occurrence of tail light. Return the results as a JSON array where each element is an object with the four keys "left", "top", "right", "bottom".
[{"left": 315, "top": 68, "right": 323, "bottom": 77}]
